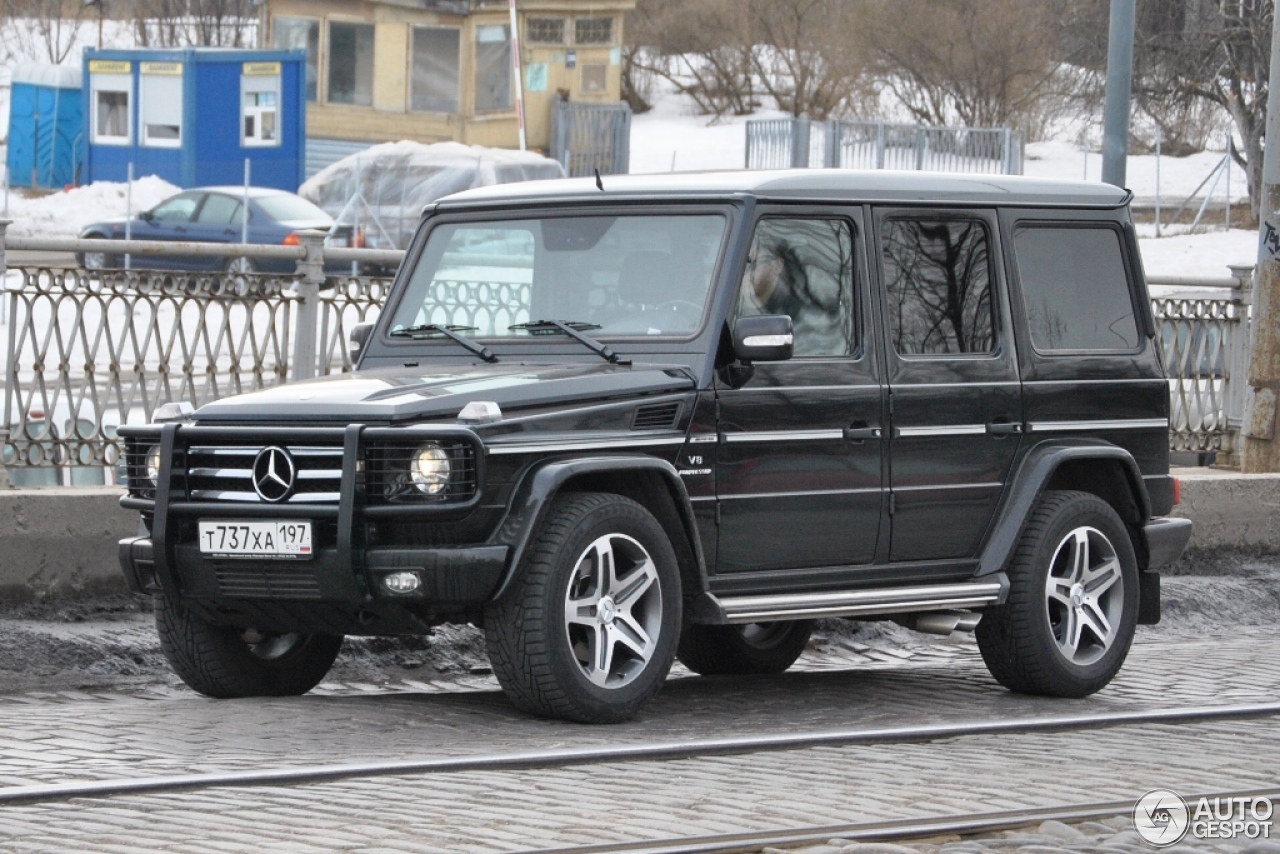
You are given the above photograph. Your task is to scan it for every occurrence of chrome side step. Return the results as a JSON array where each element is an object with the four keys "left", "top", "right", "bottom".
[{"left": 713, "top": 580, "right": 1006, "bottom": 624}]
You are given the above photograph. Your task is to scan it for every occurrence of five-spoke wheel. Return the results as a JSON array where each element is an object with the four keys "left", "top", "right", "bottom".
[
  {"left": 977, "top": 490, "right": 1138, "bottom": 698},
  {"left": 484, "top": 492, "right": 681, "bottom": 723}
]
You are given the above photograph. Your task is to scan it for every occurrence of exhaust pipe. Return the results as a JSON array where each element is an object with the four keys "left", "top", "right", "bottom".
[{"left": 900, "top": 610, "right": 983, "bottom": 636}]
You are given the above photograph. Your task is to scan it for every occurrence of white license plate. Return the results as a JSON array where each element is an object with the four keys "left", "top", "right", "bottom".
[{"left": 198, "top": 521, "right": 313, "bottom": 559}]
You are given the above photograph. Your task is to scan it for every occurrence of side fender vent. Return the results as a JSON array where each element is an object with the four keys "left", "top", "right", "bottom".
[{"left": 632, "top": 401, "right": 682, "bottom": 430}]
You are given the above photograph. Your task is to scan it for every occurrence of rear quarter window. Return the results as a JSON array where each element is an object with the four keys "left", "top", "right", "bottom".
[{"left": 1013, "top": 225, "right": 1140, "bottom": 353}]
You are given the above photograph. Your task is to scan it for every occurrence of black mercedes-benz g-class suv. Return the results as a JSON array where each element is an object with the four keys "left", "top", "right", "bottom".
[{"left": 119, "top": 170, "right": 1193, "bottom": 723}]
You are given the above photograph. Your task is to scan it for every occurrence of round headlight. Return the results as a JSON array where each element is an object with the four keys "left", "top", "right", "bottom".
[
  {"left": 410, "top": 444, "right": 451, "bottom": 494},
  {"left": 144, "top": 445, "right": 163, "bottom": 484}
]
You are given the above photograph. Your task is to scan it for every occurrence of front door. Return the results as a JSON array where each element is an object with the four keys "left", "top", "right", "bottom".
[
  {"left": 715, "top": 211, "right": 886, "bottom": 580},
  {"left": 873, "top": 209, "right": 1023, "bottom": 565}
]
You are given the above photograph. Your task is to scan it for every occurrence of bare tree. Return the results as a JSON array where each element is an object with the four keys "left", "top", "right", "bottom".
[
  {"left": 863, "top": 0, "right": 1070, "bottom": 130},
  {"left": 0, "top": 0, "right": 91, "bottom": 63},
  {"left": 1133, "top": 0, "right": 1271, "bottom": 218},
  {"left": 130, "top": 0, "right": 256, "bottom": 47},
  {"left": 749, "top": 0, "right": 875, "bottom": 119}
]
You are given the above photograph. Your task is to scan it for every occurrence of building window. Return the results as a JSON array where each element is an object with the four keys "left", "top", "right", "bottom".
[
  {"left": 140, "top": 64, "right": 183, "bottom": 147},
  {"left": 581, "top": 63, "right": 607, "bottom": 93},
  {"left": 574, "top": 17, "right": 613, "bottom": 45},
  {"left": 328, "top": 21, "right": 374, "bottom": 106},
  {"left": 272, "top": 17, "right": 318, "bottom": 101},
  {"left": 526, "top": 17, "right": 565, "bottom": 44},
  {"left": 411, "top": 26, "right": 460, "bottom": 113},
  {"left": 474, "top": 24, "right": 512, "bottom": 112},
  {"left": 90, "top": 72, "right": 131, "bottom": 144},
  {"left": 243, "top": 71, "right": 281, "bottom": 147}
]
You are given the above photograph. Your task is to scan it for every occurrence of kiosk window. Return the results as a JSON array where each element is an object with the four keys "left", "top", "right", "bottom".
[
  {"left": 141, "top": 71, "right": 182, "bottom": 147},
  {"left": 411, "top": 27, "right": 460, "bottom": 113},
  {"left": 90, "top": 73, "right": 131, "bottom": 144},
  {"left": 243, "top": 75, "right": 281, "bottom": 146}
]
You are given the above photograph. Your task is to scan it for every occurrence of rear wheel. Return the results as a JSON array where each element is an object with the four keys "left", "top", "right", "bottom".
[
  {"left": 154, "top": 592, "right": 342, "bottom": 698},
  {"left": 976, "top": 490, "right": 1138, "bottom": 698},
  {"left": 484, "top": 493, "right": 681, "bottom": 723},
  {"left": 222, "top": 256, "right": 256, "bottom": 295},
  {"left": 677, "top": 620, "right": 814, "bottom": 675}
]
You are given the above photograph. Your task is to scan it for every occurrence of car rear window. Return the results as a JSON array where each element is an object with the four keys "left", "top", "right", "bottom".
[
  {"left": 256, "top": 194, "right": 333, "bottom": 224},
  {"left": 1013, "top": 225, "right": 1139, "bottom": 352}
]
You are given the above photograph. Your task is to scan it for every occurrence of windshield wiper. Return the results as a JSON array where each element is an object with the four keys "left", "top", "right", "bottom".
[
  {"left": 507, "top": 319, "right": 631, "bottom": 366},
  {"left": 387, "top": 324, "right": 498, "bottom": 363}
]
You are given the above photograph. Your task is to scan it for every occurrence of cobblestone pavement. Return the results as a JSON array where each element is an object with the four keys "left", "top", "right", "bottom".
[{"left": 0, "top": 627, "right": 1277, "bottom": 852}]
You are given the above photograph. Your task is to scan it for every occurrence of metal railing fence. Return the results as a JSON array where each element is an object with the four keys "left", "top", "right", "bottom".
[
  {"left": 746, "top": 118, "right": 1024, "bottom": 175},
  {"left": 550, "top": 99, "right": 632, "bottom": 178},
  {"left": 0, "top": 223, "right": 1255, "bottom": 481}
]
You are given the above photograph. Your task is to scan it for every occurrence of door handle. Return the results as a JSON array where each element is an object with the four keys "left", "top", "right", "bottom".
[
  {"left": 844, "top": 425, "right": 882, "bottom": 442},
  {"left": 986, "top": 421, "right": 1024, "bottom": 436}
]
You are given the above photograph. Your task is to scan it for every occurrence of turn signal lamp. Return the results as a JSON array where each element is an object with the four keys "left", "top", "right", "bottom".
[{"left": 383, "top": 572, "right": 421, "bottom": 594}]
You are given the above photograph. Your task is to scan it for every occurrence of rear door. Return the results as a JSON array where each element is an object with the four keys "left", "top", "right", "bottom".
[
  {"left": 185, "top": 192, "right": 247, "bottom": 271},
  {"left": 873, "top": 209, "right": 1023, "bottom": 567},
  {"left": 714, "top": 209, "right": 886, "bottom": 580}
]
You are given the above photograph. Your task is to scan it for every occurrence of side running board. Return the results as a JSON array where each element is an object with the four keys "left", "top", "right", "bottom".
[{"left": 710, "top": 579, "right": 1007, "bottom": 624}]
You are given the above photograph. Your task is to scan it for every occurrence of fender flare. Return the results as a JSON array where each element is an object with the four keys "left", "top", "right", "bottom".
[
  {"left": 977, "top": 439, "right": 1151, "bottom": 577},
  {"left": 488, "top": 455, "right": 710, "bottom": 600}
]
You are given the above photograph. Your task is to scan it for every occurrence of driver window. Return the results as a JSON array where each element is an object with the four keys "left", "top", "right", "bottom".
[
  {"left": 739, "top": 218, "right": 855, "bottom": 357},
  {"left": 151, "top": 193, "right": 201, "bottom": 223}
]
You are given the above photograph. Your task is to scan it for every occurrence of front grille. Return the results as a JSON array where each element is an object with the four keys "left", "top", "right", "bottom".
[
  {"left": 186, "top": 444, "right": 344, "bottom": 503},
  {"left": 363, "top": 440, "right": 478, "bottom": 504},
  {"left": 214, "top": 564, "right": 322, "bottom": 600}
]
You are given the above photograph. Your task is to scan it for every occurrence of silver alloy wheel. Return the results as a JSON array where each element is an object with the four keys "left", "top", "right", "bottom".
[
  {"left": 241, "top": 628, "right": 304, "bottom": 661},
  {"left": 1044, "top": 525, "right": 1124, "bottom": 666},
  {"left": 563, "top": 532, "right": 663, "bottom": 689},
  {"left": 83, "top": 250, "right": 107, "bottom": 269},
  {"left": 739, "top": 622, "right": 795, "bottom": 648}
]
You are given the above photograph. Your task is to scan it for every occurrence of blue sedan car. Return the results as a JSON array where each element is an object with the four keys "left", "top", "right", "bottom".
[{"left": 77, "top": 186, "right": 358, "bottom": 274}]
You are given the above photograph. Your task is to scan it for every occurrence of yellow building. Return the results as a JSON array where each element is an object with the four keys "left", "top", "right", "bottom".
[{"left": 267, "top": 0, "right": 635, "bottom": 152}]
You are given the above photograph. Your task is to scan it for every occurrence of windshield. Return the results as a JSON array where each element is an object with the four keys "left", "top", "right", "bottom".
[
  {"left": 256, "top": 193, "right": 333, "bottom": 224},
  {"left": 388, "top": 214, "right": 727, "bottom": 339}
]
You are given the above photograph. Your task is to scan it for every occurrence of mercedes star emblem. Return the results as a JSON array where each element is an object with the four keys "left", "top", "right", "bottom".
[{"left": 252, "top": 446, "right": 296, "bottom": 502}]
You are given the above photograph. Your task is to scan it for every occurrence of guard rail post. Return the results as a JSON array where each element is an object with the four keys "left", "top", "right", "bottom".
[
  {"left": 1221, "top": 264, "right": 1256, "bottom": 468},
  {"left": 291, "top": 230, "right": 327, "bottom": 382},
  {"left": 1, "top": 219, "right": 11, "bottom": 486}
]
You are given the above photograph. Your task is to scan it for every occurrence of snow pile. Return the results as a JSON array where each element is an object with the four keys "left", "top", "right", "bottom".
[
  {"left": 299, "top": 140, "right": 566, "bottom": 249},
  {"left": 3, "top": 175, "right": 179, "bottom": 238}
]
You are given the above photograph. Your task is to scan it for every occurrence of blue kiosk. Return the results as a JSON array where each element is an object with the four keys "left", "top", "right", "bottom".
[
  {"left": 82, "top": 47, "right": 306, "bottom": 190},
  {"left": 6, "top": 62, "right": 84, "bottom": 188}
]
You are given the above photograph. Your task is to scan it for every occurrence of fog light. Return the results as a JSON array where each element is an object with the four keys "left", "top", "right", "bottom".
[{"left": 383, "top": 571, "right": 421, "bottom": 594}]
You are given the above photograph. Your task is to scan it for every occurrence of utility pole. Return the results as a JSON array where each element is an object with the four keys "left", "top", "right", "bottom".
[
  {"left": 1101, "top": 0, "right": 1136, "bottom": 188},
  {"left": 1241, "top": 16, "right": 1280, "bottom": 472}
]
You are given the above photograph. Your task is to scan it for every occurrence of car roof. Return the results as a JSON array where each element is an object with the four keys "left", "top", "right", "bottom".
[
  {"left": 436, "top": 169, "right": 1131, "bottom": 210},
  {"left": 190, "top": 186, "right": 297, "bottom": 199}
]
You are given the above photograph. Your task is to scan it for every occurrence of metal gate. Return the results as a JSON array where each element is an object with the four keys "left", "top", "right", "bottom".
[{"left": 550, "top": 99, "right": 631, "bottom": 177}]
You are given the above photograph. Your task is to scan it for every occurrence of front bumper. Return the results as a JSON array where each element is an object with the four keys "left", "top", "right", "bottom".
[{"left": 120, "top": 535, "right": 507, "bottom": 606}]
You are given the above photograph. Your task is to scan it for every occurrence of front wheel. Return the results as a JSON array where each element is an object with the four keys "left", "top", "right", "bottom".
[
  {"left": 154, "top": 592, "right": 343, "bottom": 698},
  {"left": 484, "top": 492, "right": 681, "bottom": 723},
  {"left": 79, "top": 234, "right": 118, "bottom": 270},
  {"left": 976, "top": 490, "right": 1138, "bottom": 698},
  {"left": 677, "top": 620, "right": 814, "bottom": 675}
]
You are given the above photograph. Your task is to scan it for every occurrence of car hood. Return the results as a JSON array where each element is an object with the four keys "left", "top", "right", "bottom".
[{"left": 191, "top": 362, "right": 697, "bottom": 423}]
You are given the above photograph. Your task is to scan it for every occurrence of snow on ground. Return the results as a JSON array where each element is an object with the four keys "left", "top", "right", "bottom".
[{"left": 3, "top": 176, "right": 178, "bottom": 238}]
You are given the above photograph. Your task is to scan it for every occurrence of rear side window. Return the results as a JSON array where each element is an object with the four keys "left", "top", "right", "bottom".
[
  {"left": 1014, "top": 226, "right": 1139, "bottom": 352},
  {"left": 882, "top": 217, "right": 995, "bottom": 356}
]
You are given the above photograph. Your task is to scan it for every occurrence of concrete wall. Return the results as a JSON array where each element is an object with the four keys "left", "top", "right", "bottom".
[{"left": 1, "top": 469, "right": 1278, "bottom": 602}]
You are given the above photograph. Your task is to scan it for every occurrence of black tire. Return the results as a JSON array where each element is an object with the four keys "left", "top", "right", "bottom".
[
  {"left": 484, "top": 492, "right": 682, "bottom": 723},
  {"left": 677, "top": 620, "right": 814, "bottom": 675},
  {"left": 976, "top": 490, "right": 1139, "bottom": 698},
  {"left": 154, "top": 592, "right": 343, "bottom": 698}
]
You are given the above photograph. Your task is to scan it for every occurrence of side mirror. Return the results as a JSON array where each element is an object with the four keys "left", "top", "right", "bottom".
[
  {"left": 349, "top": 321, "right": 375, "bottom": 364},
  {"left": 732, "top": 314, "right": 793, "bottom": 363},
  {"left": 139, "top": 210, "right": 154, "bottom": 222}
]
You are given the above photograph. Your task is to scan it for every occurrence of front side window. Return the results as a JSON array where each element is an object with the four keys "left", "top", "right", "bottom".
[
  {"left": 882, "top": 217, "right": 995, "bottom": 356},
  {"left": 328, "top": 21, "right": 374, "bottom": 106},
  {"left": 242, "top": 73, "right": 280, "bottom": 147},
  {"left": 389, "top": 214, "right": 727, "bottom": 339},
  {"left": 411, "top": 26, "right": 460, "bottom": 113},
  {"left": 140, "top": 67, "right": 183, "bottom": 147},
  {"left": 90, "top": 73, "right": 131, "bottom": 144},
  {"left": 150, "top": 193, "right": 201, "bottom": 223},
  {"left": 1014, "top": 225, "right": 1140, "bottom": 352},
  {"left": 738, "top": 218, "right": 856, "bottom": 357},
  {"left": 272, "top": 17, "right": 319, "bottom": 101},
  {"left": 474, "top": 24, "right": 512, "bottom": 112}
]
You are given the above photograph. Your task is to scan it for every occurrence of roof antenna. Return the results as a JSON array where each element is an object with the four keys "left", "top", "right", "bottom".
[{"left": 594, "top": 168, "right": 604, "bottom": 191}]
